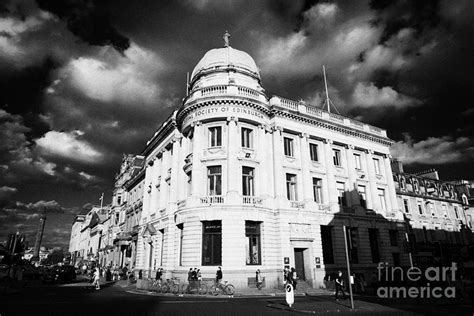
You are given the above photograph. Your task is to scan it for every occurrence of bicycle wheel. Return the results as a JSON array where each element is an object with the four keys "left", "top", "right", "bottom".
[
  {"left": 161, "top": 284, "right": 170, "bottom": 293},
  {"left": 211, "top": 285, "right": 222, "bottom": 296},
  {"left": 198, "top": 283, "right": 208, "bottom": 295},
  {"left": 225, "top": 284, "right": 235, "bottom": 295},
  {"left": 171, "top": 284, "right": 180, "bottom": 294}
]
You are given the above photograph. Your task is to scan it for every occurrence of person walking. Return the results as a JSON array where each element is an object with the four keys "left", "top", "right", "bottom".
[
  {"left": 92, "top": 267, "right": 100, "bottom": 290},
  {"left": 335, "top": 270, "right": 346, "bottom": 300},
  {"left": 155, "top": 268, "right": 163, "bottom": 284},
  {"left": 291, "top": 267, "right": 298, "bottom": 290},
  {"left": 215, "top": 266, "right": 223, "bottom": 290}
]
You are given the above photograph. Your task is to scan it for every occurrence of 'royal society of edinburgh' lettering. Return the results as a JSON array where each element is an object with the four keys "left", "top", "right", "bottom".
[{"left": 184, "top": 106, "right": 265, "bottom": 124}]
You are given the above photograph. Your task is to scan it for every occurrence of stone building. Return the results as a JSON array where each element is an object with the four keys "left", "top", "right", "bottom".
[
  {"left": 391, "top": 162, "right": 472, "bottom": 267},
  {"left": 133, "top": 39, "right": 411, "bottom": 289}
]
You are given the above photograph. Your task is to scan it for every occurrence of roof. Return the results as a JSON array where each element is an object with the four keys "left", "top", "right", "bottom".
[{"left": 191, "top": 46, "right": 260, "bottom": 82}]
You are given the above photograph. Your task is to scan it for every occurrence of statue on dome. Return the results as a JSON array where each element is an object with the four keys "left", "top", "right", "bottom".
[{"left": 223, "top": 30, "right": 230, "bottom": 47}]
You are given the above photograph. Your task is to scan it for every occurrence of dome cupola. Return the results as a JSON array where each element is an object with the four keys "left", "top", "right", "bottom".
[{"left": 189, "top": 31, "right": 262, "bottom": 91}]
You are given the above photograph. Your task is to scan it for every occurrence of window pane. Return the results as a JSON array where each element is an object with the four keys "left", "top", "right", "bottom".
[
  {"left": 313, "top": 178, "right": 322, "bottom": 203},
  {"left": 202, "top": 221, "right": 221, "bottom": 266},
  {"left": 310, "top": 143, "right": 318, "bottom": 161},
  {"left": 284, "top": 137, "right": 293, "bottom": 156},
  {"left": 245, "top": 221, "right": 261, "bottom": 265},
  {"left": 333, "top": 149, "right": 341, "bottom": 166}
]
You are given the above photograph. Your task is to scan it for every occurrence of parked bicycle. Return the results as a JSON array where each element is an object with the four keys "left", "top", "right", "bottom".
[
  {"left": 160, "top": 277, "right": 180, "bottom": 294},
  {"left": 149, "top": 278, "right": 162, "bottom": 293},
  {"left": 210, "top": 280, "right": 235, "bottom": 296},
  {"left": 182, "top": 280, "right": 208, "bottom": 295}
]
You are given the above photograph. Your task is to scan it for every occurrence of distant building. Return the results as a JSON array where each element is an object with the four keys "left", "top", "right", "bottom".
[{"left": 392, "top": 162, "right": 473, "bottom": 267}]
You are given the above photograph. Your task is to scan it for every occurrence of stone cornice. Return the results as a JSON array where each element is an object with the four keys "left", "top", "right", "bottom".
[{"left": 271, "top": 108, "right": 393, "bottom": 147}]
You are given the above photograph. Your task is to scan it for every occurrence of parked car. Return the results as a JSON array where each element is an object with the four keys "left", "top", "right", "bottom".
[
  {"left": 58, "top": 265, "right": 76, "bottom": 282},
  {"left": 42, "top": 265, "right": 77, "bottom": 284}
]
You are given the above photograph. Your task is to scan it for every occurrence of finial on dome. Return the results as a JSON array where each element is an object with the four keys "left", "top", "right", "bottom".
[{"left": 223, "top": 30, "right": 230, "bottom": 47}]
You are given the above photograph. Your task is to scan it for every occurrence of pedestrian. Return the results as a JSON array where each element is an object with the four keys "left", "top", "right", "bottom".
[
  {"left": 192, "top": 268, "right": 198, "bottom": 280},
  {"left": 138, "top": 270, "right": 143, "bottom": 280},
  {"left": 197, "top": 269, "right": 202, "bottom": 284},
  {"left": 335, "top": 270, "right": 346, "bottom": 300},
  {"left": 105, "top": 268, "right": 112, "bottom": 281},
  {"left": 156, "top": 268, "right": 162, "bottom": 284},
  {"left": 216, "top": 266, "right": 223, "bottom": 286},
  {"left": 256, "top": 269, "right": 263, "bottom": 290},
  {"left": 283, "top": 266, "right": 289, "bottom": 287},
  {"left": 291, "top": 267, "right": 298, "bottom": 290},
  {"left": 93, "top": 267, "right": 100, "bottom": 290},
  {"left": 188, "top": 268, "right": 193, "bottom": 281}
]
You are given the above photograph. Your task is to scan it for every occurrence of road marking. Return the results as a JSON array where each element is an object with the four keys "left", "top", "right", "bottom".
[{"left": 159, "top": 300, "right": 229, "bottom": 304}]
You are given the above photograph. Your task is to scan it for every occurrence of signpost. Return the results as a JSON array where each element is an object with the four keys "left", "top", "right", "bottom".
[
  {"left": 343, "top": 226, "right": 355, "bottom": 310},
  {"left": 285, "top": 283, "right": 294, "bottom": 307}
]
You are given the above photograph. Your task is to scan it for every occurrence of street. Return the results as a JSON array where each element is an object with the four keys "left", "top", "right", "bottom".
[{"left": 1, "top": 281, "right": 473, "bottom": 316}]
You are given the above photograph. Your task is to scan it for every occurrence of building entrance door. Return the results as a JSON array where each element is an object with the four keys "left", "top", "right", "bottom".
[{"left": 294, "top": 248, "right": 306, "bottom": 280}]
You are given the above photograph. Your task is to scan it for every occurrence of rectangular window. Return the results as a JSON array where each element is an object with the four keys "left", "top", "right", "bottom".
[
  {"left": 389, "top": 230, "right": 398, "bottom": 246},
  {"left": 346, "top": 227, "right": 359, "bottom": 263},
  {"left": 378, "top": 188, "right": 387, "bottom": 211},
  {"left": 245, "top": 221, "right": 261, "bottom": 265},
  {"left": 354, "top": 153, "right": 362, "bottom": 170},
  {"left": 202, "top": 221, "right": 221, "bottom": 266},
  {"left": 178, "top": 224, "right": 184, "bottom": 266},
  {"left": 429, "top": 203, "right": 435, "bottom": 217},
  {"left": 187, "top": 172, "right": 192, "bottom": 196},
  {"left": 117, "top": 195, "right": 122, "bottom": 205},
  {"left": 309, "top": 143, "right": 319, "bottom": 162},
  {"left": 368, "top": 228, "right": 380, "bottom": 263},
  {"left": 207, "top": 166, "right": 222, "bottom": 195},
  {"left": 312, "top": 178, "right": 322, "bottom": 203},
  {"left": 242, "top": 166, "right": 255, "bottom": 196},
  {"left": 209, "top": 126, "right": 222, "bottom": 147},
  {"left": 286, "top": 173, "right": 297, "bottom": 200},
  {"left": 403, "top": 199, "right": 410, "bottom": 213},
  {"left": 357, "top": 185, "right": 366, "bottom": 208},
  {"left": 336, "top": 182, "right": 346, "bottom": 206},
  {"left": 284, "top": 137, "right": 294, "bottom": 157},
  {"left": 241, "top": 127, "right": 253, "bottom": 148},
  {"left": 454, "top": 206, "right": 459, "bottom": 219},
  {"left": 333, "top": 149, "right": 341, "bottom": 166},
  {"left": 320, "top": 226, "right": 334, "bottom": 264},
  {"left": 416, "top": 202, "right": 423, "bottom": 215},
  {"left": 160, "top": 229, "right": 165, "bottom": 267},
  {"left": 373, "top": 158, "right": 381, "bottom": 174}
]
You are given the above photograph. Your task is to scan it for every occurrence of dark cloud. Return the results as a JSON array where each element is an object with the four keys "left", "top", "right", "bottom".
[{"left": 36, "top": 0, "right": 130, "bottom": 53}]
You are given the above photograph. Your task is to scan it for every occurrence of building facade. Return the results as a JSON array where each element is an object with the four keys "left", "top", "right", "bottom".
[{"left": 132, "top": 42, "right": 413, "bottom": 289}]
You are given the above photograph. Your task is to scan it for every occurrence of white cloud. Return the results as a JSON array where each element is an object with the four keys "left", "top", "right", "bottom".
[
  {"left": 35, "top": 131, "right": 103, "bottom": 164},
  {"left": 352, "top": 82, "right": 420, "bottom": 108},
  {"left": 305, "top": 3, "right": 338, "bottom": 24},
  {"left": 390, "top": 135, "right": 474, "bottom": 165},
  {"left": 62, "top": 43, "right": 164, "bottom": 105}
]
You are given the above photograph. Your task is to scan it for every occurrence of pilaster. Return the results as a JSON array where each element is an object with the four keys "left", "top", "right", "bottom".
[
  {"left": 366, "top": 149, "right": 380, "bottom": 211},
  {"left": 323, "top": 139, "right": 337, "bottom": 212}
]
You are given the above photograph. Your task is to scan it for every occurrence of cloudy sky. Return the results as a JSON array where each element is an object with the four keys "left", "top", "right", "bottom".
[{"left": 0, "top": 0, "right": 473, "bottom": 249}]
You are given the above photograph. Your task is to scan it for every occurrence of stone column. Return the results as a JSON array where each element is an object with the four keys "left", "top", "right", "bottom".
[
  {"left": 366, "top": 150, "right": 380, "bottom": 211},
  {"left": 191, "top": 121, "right": 205, "bottom": 202},
  {"left": 168, "top": 135, "right": 181, "bottom": 204},
  {"left": 384, "top": 154, "right": 398, "bottom": 213},
  {"left": 272, "top": 126, "right": 286, "bottom": 204},
  {"left": 299, "top": 133, "right": 313, "bottom": 203},
  {"left": 345, "top": 145, "right": 359, "bottom": 206},
  {"left": 226, "top": 117, "right": 240, "bottom": 203},
  {"left": 323, "top": 139, "right": 337, "bottom": 212}
]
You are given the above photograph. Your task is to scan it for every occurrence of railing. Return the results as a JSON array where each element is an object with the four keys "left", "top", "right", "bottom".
[
  {"left": 200, "top": 196, "right": 224, "bottom": 204},
  {"left": 201, "top": 85, "right": 227, "bottom": 96},
  {"left": 279, "top": 97, "right": 299, "bottom": 111},
  {"left": 238, "top": 86, "right": 260, "bottom": 98},
  {"left": 306, "top": 106, "right": 323, "bottom": 117},
  {"left": 350, "top": 119, "right": 364, "bottom": 129},
  {"left": 369, "top": 126, "right": 383, "bottom": 134},
  {"left": 290, "top": 201, "right": 305, "bottom": 209},
  {"left": 329, "top": 112, "right": 344, "bottom": 123},
  {"left": 242, "top": 196, "right": 263, "bottom": 205}
]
